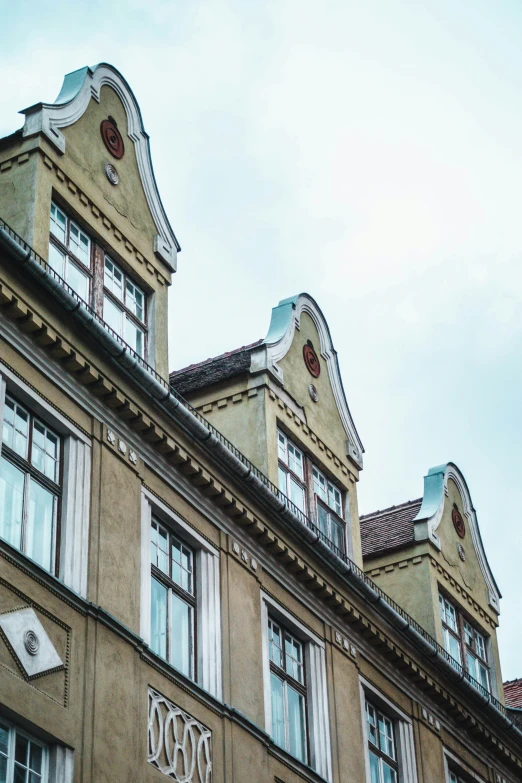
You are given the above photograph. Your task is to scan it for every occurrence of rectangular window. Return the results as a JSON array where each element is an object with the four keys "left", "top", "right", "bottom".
[
  {"left": 277, "top": 430, "right": 306, "bottom": 514},
  {"left": 103, "top": 257, "right": 146, "bottom": 358},
  {"left": 0, "top": 395, "right": 61, "bottom": 573},
  {"left": 49, "top": 202, "right": 91, "bottom": 301},
  {"left": 365, "top": 701, "right": 398, "bottom": 783},
  {"left": 312, "top": 465, "right": 345, "bottom": 552},
  {"left": 150, "top": 518, "right": 195, "bottom": 679},
  {"left": 0, "top": 719, "right": 48, "bottom": 783},
  {"left": 439, "top": 593, "right": 490, "bottom": 692},
  {"left": 48, "top": 202, "right": 148, "bottom": 360},
  {"left": 267, "top": 617, "right": 307, "bottom": 764}
]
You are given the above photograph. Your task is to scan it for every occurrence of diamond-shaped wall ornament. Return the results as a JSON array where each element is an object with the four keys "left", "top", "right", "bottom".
[{"left": 0, "top": 607, "right": 63, "bottom": 678}]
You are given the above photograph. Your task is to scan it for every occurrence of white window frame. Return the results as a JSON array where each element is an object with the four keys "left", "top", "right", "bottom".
[
  {"left": 0, "top": 715, "right": 74, "bottom": 783},
  {"left": 359, "top": 678, "right": 418, "bottom": 783},
  {"left": 261, "top": 591, "right": 332, "bottom": 781},
  {"left": 0, "top": 369, "right": 91, "bottom": 598},
  {"left": 140, "top": 488, "right": 222, "bottom": 699},
  {"left": 443, "top": 748, "right": 487, "bottom": 783}
]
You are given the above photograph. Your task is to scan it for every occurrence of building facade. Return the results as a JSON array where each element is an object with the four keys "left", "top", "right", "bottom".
[{"left": 0, "top": 63, "right": 520, "bottom": 783}]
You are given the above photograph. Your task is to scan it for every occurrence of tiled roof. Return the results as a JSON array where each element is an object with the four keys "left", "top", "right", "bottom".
[
  {"left": 360, "top": 498, "right": 423, "bottom": 558},
  {"left": 504, "top": 679, "right": 522, "bottom": 709},
  {"left": 169, "top": 340, "right": 263, "bottom": 395}
]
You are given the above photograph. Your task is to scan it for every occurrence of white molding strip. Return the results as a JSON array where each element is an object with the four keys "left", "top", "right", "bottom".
[{"left": 60, "top": 437, "right": 91, "bottom": 597}]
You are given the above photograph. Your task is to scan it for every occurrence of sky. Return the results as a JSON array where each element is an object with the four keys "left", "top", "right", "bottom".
[{"left": 1, "top": 0, "right": 521, "bottom": 680}]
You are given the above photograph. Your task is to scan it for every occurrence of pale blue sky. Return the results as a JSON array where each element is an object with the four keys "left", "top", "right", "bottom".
[{"left": 1, "top": 1, "right": 521, "bottom": 680}]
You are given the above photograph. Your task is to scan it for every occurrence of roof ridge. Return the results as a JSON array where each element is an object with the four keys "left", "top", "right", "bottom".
[{"left": 360, "top": 497, "right": 423, "bottom": 520}]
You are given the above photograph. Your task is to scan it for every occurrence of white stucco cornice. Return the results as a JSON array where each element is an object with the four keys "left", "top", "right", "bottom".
[
  {"left": 250, "top": 293, "right": 364, "bottom": 468},
  {"left": 20, "top": 63, "right": 179, "bottom": 271},
  {"left": 413, "top": 462, "right": 501, "bottom": 613}
]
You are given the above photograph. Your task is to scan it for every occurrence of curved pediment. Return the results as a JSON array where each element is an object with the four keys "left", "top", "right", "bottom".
[
  {"left": 20, "top": 63, "right": 179, "bottom": 270},
  {"left": 413, "top": 462, "right": 501, "bottom": 613},
  {"left": 250, "top": 293, "right": 364, "bottom": 468}
]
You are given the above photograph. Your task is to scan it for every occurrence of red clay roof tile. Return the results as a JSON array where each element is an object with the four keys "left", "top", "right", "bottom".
[{"left": 360, "top": 498, "right": 423, "bottom": 558}]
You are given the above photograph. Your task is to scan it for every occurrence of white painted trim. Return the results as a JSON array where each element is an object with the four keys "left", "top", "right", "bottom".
[
  {"left": 260, "top": 591, "right": 325, "bottom": 648},
  {"left": 60, "top": 438, "right": 91, "bottom": 597},
  {"left": 141, "top": 489, "right": 222, "bottom": 699},
  {"left": 0, "top": 365, "right": 91, "bottom": 597},
  {"left": 260, "top": 591, "right": 332, "bottom": 781},
  {"left": 49, "top": 746, "right": 74, "bottom": 783},
  {"left": 251, "top": 294, "right": 363, "bottom": 468},
  {"left": 0, "top": 361, "right": 89, "bottom": 444},
  {"left": 142, "top": 487, "right": 219, "bottom": 556},
  {"left": 22, "top": 64, "right": 178, "bottom": 270},
  {"left": 359, "top": 678, "right": 418, "bottom": 783},
  {"left": 443, "top": 747, "right": 487, "bottom": 782}
]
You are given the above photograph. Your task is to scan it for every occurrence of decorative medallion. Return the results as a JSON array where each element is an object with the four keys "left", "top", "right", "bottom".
[
  {"left": 452, "top": 504, "right": 466, "bottom": 539},
  {"left": 24, "top": 629, "right": 40, "bottom": 656},
  {"left": 100, "top": 118, "right": 125, "bottom": 159},
  {"left": 303, "top": 340, "right": 320, "bottom": 378},
  {"left": 0, "top": 607, "right": 63, "bottom": 678},
  {"left": 457, "top": 543, "right": 466, "bottom": 562},
  {"left": 105, "top": 162, "right": 119, "bottom": 186},
  {"left": 107, "top": 429, "right": 116, "bottom": 445},
  {"left": 309, "top": 383, "right": 319, "bottom": 402},
  {"left": 129, "top": 450, "right": 137, "bottom": 465}
]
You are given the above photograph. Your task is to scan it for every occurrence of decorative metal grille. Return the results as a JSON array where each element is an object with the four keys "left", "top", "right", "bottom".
[{"left": 148, "top": 688, "right": 212, "bottom": 782}]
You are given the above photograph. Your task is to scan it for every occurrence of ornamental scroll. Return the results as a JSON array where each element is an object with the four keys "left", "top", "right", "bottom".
[{"left": 148, "top": 688, "right": 212, "bottom": 783}]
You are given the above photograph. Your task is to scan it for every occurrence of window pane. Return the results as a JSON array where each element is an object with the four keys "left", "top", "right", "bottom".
[
  {"left": 31, "top": 421, "right": 60, "bottom": 482},
  {"left": 287, "top": 443, "right": 303, "bottom": 479},
  {"left": 268, "top": 620, "right": 283, "bottom": 668},
  {"left": 28, "top": 743, "right": 42, "bottom": 774},
  {"left": 104, "top": 258, "right": 124, "bottom": 299},
  {"left": 270, "top": 673, "right": 285, "bottom": 749},
  {"left": 289, "top": 476, "right": 305, "bottom": 513},
  {"left": 2, "top": 397, "right": 15, "bottom": 448},
  {"left": 285, "top": 634, "right": 303, "bottom": 683},
  {"left": 0, "top": 457, "right": 24, "bottom": 550},
  {"left": 464, "top": 621, "right": 474, "bottom": 648},
  {"left": 125, "top": 317, "right": 145, "bottom": 358},
  {"left": 0, "top": 755, "right": 6, "bottom": 783},
  {"left": 0, "top": 722, "right": 8, "bottom": 755},
  {"left": 287, "top": 685, "right": 306, "bottom": 762},
  {"left": 26, "top": 479, "right": 56, "bottom": 572},
  {"left": 382, "top": 760, "right": 398, "bottom": 783},
  {"left": 366, "top": 702, "right": 378, "bottom": 746},
  {"left": 13, "top": 764, "right": 26, "bottom": 783},
  {"left": 445, "top": 600, "right": 458, "bottom": 632},
  {"left": 331, "top": 518, "right": 345, "bottom": 552},
  {"left": 317, "top": 503, "right": 329, "bottom": 537},
  {"left": 126, "top": 280, "right": 145, "bottom": 322},
  {"left": 478, "top": 661, "right": 490, "bottom": 692},
  {"left": 171, "top": 538, "right": 193, "bottom": 593},
  {"left": 277, "top": 432, "right": 286, "bottom": 463},
  {"left": 50, "top": 203, "right": 66, "bottom": 244},
  {"left": 444, "top": 630, "right": 461, "bottom": 664},
  {"left": 103, "top": 295, "right": 124, "bottom": 337},
  {"left": 171, "top": 592, "right": 193, "bottom": 678},
  {"left": 368, "top": 749, "right": 380, "bottom": 783},
  {"left": 378, "top": 714, "right": 395, "bottom": 759},
  {"left": 278, "top": 466, "right": 288, "bottom": 497},
  {"left": 475, "top": 631, "right": 486, "bottom": 661},
  {"left": 15, "top": 734, "right": 28, "bottom": 765},
  {"left": 48, "top": 243, "right": 65, "bottom": 278},
  {"left": 151, "top": 521, "right": 169, "bottom": 574},
  {"left": 68, "top": 260, "right": 89, "bottom": 301},
  {"left": 69, "top": 222, "right": 90, "bottom": 266},
  {"left": 151, "top": 578, "right": 168, "bottom": 659}
]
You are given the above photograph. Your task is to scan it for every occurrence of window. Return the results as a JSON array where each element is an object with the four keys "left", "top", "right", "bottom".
[
  {"left": 261, "top": 593, "right": 332, "bottom": 780},
  {"left": 0, "top": 720, "right": 47, "bottom": 783},
  {"left": 103, "top": 257, "right": 146, "bottom": 358},
  {"left": 312, "top": 466, "right": 344, "bottom": 552},
  {"left": 277, "top": 429, "right": 346, "bottom": 552},
  {"left": 141, "top": 490, "right": 222, "bottom": 699},
  {"left": 277, "top": 430, "right": 306, "bottom": 514},
  {"left": 49, "top": 202, "right": 91, "bottom": 301},
  {"left": 49, "top": 202, "right": 147, "bottom": 360},
  {"left": 365, "top": 701, "right": 398, "bottom": 783},
  {"left": 150, "top": 518, "right": 195, "bottom": 679},
  {"left": 268, "top": 617, "right": 307, "bottom": 763},
  {"left": 439, "top": 594, "right": 490, "bottom": 692},
  {"left": 449, "top": 773, "right": 465, "bottom": 783},
  {"left": 0, "top": 394, "right": 61, "bottom": 573}
]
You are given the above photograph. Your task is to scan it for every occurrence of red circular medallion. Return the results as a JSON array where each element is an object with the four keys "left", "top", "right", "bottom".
[
  {"left": 100, "top": 119, "right": 125, "bottom": 159},
  {"left": 303, "top": 342, "right": 320, "bottom": 378},
  {"left": 452, "top": 504, "right": 465, "bottom": 539}
]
